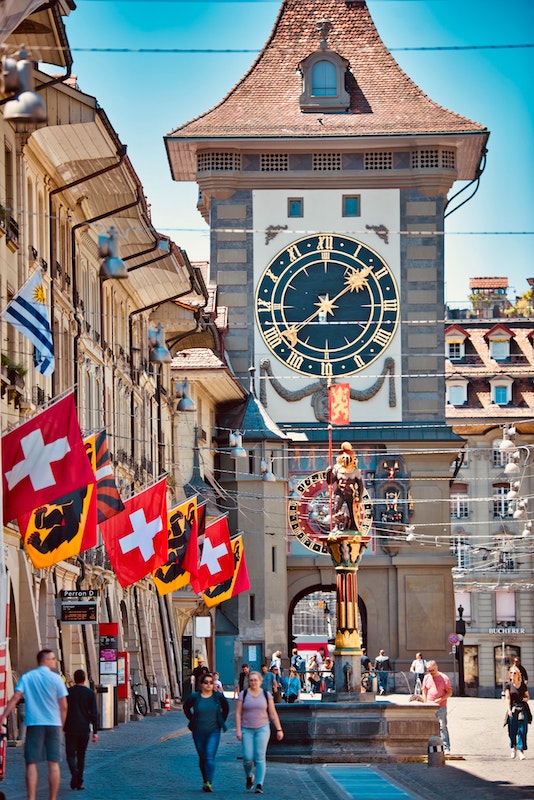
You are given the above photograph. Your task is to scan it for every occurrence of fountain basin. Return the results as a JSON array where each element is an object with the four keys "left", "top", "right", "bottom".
[{"left": 268, "top": 700, "right": 440, "bottom": 763}]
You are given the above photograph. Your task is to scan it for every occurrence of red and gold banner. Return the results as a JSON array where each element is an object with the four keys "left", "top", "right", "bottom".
[{"left": 328, "top": 383, "right": 350, "bottom": 426}]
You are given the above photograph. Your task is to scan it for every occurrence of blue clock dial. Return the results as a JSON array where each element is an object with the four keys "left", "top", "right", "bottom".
[{"left": 255, "top": 233, "right": 399, "bottom": 377}]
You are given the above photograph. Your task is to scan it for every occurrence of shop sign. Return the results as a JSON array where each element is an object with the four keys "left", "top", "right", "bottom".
[{"left": 488, "top": 627, "right": 526, "bottom": 635}]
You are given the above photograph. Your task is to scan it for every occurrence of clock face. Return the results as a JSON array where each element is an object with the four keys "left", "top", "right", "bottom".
[
  {"left": 288, "top": 470, "right": 373, "bottom": 554},
  {"left": 255, "top": 233, "right": 399, "bottom": 378}
]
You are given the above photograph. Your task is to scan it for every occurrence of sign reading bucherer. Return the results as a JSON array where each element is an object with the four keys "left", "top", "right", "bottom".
[{"left": 61, "top": 590, "right": 98, "bottom": 624}]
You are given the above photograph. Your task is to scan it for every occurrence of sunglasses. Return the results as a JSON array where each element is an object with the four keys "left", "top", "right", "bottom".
[{"left": 202, "top": 680, "right": 213, "bottom": 685}]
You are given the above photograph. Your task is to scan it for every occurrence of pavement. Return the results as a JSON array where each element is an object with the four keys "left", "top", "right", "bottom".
[{"left": 0, "top": 695, "right": 532, "bottom": 799}]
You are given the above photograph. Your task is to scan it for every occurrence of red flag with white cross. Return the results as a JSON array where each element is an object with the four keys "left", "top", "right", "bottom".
[
  {"left": 100, "top": 479, "right": 168, "bottom": 588},
  {"left": 1, "top": 393, "right": 95, "bottom": 523},
  {"left": 190, "top": 515, "right": 234, "bottom": 594}
]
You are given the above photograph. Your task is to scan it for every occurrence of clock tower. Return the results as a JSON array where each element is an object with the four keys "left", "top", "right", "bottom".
[{"left": 166, "top": 0, "right": 488, "bottom": 671}]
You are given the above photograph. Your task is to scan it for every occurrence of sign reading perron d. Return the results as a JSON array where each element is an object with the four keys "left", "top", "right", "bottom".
[{"left": 60, "top": 590, "right": 98, "bottom": 624}]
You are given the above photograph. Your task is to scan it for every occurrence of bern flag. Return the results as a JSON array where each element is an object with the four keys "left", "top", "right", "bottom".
[
  {"left": 202, "top": 535, "right": 251, "bottom": 608},
  {"left": 153, "top": 496, "right": 201, "bottom": 595},
  {"left": 328, "top": 383, "right": 350, "bottom": 426}
]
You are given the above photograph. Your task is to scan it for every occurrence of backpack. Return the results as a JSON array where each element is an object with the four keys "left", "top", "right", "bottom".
[{"left": 295, "top": 654, "right": 305, "bottom": 671}]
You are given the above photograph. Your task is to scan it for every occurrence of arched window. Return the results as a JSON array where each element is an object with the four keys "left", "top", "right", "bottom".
[
  {"left": 311, "top": 60, "right": 337, "bottom": 96},
  {"left": 299, "top": 50, "right": 350, "bottom": 112}
]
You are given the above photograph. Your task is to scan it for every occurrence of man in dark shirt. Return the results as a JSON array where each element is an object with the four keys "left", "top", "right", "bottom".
[
  {"left": 64, "top": 670, "right": 98, "bottom": 791},
  {"left": 191, "top": 656, "right": 210, "bottom": 692}
]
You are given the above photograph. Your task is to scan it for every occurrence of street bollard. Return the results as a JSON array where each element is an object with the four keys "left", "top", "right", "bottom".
[{"left": 427, "top": 735, "right": 445, "bottom": 767}]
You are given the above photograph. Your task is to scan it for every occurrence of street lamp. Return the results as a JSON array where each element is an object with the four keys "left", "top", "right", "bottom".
[{"left": 1, "top": 46, "right": 46, "bottom": 124}]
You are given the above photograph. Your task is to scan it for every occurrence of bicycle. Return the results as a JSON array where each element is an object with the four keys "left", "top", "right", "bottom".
[
  {"left": 130, "top": 682, "right": 148, "bottom": 716},
  {"left": 361, "top": 670, "right": 376, "bottom": 693}
]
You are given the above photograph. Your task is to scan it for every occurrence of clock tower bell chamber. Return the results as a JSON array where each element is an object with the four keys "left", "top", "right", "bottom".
[{"left": 166, "top": 0, "right": 489, "bottom": 671}]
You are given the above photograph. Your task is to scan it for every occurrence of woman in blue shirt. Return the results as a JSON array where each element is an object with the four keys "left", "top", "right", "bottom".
[{"left": 184, "top": 673, "right": 229, "bottom": 792}]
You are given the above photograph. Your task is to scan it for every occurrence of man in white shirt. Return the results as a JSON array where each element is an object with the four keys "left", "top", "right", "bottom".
[{"left": 1, "top": 649, "right": 68, "bottom": 800}]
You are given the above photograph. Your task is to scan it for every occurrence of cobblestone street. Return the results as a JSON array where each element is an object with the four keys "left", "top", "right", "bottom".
[{"left": 0, "top": 696, "right": 532, "bottom": 799}]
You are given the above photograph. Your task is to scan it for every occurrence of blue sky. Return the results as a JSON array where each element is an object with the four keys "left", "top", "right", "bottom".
[{"left": 63, "top": 0, "right": 534, "bottom": 305}]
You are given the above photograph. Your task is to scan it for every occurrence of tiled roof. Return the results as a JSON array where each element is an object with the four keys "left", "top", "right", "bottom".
[
  {"left": 446, "top": 324, "right": 534, "bottom": 420},
  {"left": 171, "top": 348, "right": 226, "bottom": 370},
  {"left": 469, "top": 277, "right": 509, "bottom": 289},
  {"left": 167, "top": 0, "right": 486, "bottom": 140}
]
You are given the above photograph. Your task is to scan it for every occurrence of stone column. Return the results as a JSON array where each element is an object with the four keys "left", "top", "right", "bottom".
[{"left": 326, "top": 534, "right": 370, "bottom": 699}]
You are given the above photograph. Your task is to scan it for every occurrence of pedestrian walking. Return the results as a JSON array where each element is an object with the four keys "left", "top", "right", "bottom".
[
  {"left": 270, "top": 650, "right": 283, "bottom": 675},
  {"left": 504, "top": 665, "right": 530, "bottom": 759},
  {"left": 422, "top": 659, "right": 453, "bottom": 754},
  {"left": 410, "top": 652, "right": 427, "bottom": 695},
  {"left": 290, "top": 648, "right": 306, "bottom": 687},
  {"left": 64, "top": 669, "right": 98, "bottom": 791},
  {"left": 190, "top": 655, "right": 209, "bottom": 691},
  {"left": 235, "top": 670, "right": 284, "bottom": 794},
  {"left": 0, "top": 649, "right": 68, "bottom": 800},
  {"left": 374, "top": 649, "right": 391, "bottom": 695},
  {"left": 234, "top": 663, "right": 251, "bottom": 699},
  {"left": 283, "top": 668, "right": 301, "bottom": 703},
  {"left": 513, "top": 656, "right": 529, "bottom": 685},
  {"left": 183, "top": 672, "right": 229, "bottom": 792}
]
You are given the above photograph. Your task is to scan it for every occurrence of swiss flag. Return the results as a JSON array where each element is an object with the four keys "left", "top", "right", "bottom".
[
  {"left": 101, "top": 479, "right": 168, "bottom": 588},
  {"left": 2, "top": 393, "right": 95, "bottom": 523},
  {"left": 190, "top": 515, "right": 234, "bottom": 594}
]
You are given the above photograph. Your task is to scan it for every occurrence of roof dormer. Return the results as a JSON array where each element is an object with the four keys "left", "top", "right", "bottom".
[
  {"left": 299, "top": 20, "right": 350, "bottom": 113},
  {"left": 484, "top": 324, "right": 514, "bottom": 361},
  {"left": 445, "top": 324, "right": 470, "bottom": 361}
]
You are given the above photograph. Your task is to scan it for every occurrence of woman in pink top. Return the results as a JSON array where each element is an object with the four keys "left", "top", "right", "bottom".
[{"left": 235, "top": 671, "right": 283, "bottom": 794}]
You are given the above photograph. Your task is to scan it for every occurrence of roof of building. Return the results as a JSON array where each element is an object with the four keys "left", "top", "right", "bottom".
[
  {"left": 446, "top": 322, "right": 534, "bottom": 421},
  {"left": 167, "top": 0, "right": 487, "bottom": 141},
  {"left": 469, "top": 277, "right": 509, "bottom": 290}
]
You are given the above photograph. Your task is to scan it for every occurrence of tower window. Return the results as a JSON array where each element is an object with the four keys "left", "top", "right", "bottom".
[
  {"left": 287, "top": 197, "right": 303, "bottom": 218},
  {"left": 342, "top": 195, "right": 360, "bottom": 217}
]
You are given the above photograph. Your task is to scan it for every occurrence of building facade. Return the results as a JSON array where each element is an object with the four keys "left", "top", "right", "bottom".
[
  {"left": 446, "top": 289, "right": 534, "bottom": 696},
  {"left": 0, "top": 3, "right": 241, "bottom": 727}
]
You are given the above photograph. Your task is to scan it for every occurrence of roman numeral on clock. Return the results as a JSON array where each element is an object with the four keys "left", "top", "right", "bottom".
[
  {"left": 287, "top": 351, "right": 304, "bottom": 370},
  {"left": 257, "top": 299, "right": 282, "bottom": 313},
  {"left": 263, "top": 327, "right": 282, "bottom": 348},
  {"left": 373, "top": 328, "right": 392, "bottom": 346}
]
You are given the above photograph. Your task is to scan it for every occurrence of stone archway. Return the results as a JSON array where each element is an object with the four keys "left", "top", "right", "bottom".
[{"left": 287, "top": 584, "right": 368, "bottom": 655}]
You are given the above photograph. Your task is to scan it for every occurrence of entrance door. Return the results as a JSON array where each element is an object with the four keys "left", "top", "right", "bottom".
[
  {"left": 494, "top": 643, "right": 520, "bottom": 698},
  {"left": 242, "top": 643, "right": 263, "bottom": 673}
]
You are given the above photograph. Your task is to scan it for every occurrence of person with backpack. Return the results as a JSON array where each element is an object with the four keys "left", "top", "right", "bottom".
[
  {"left": 235, "top": 670, "right": 284, "bottom": 794},
  {"left": 374, "top": 649, "right": 392, "bottom": 695},
  {"left": 184, "top": 673, "right": 229, "bottom": 793},
  {"left": 290, "top": 648, "right": 306, "bottom": 688}
]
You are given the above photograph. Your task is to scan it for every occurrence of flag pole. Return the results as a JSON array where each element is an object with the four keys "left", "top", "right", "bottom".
[{"left": 327, "top": 379, "right": 334, "bottom": 537}]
